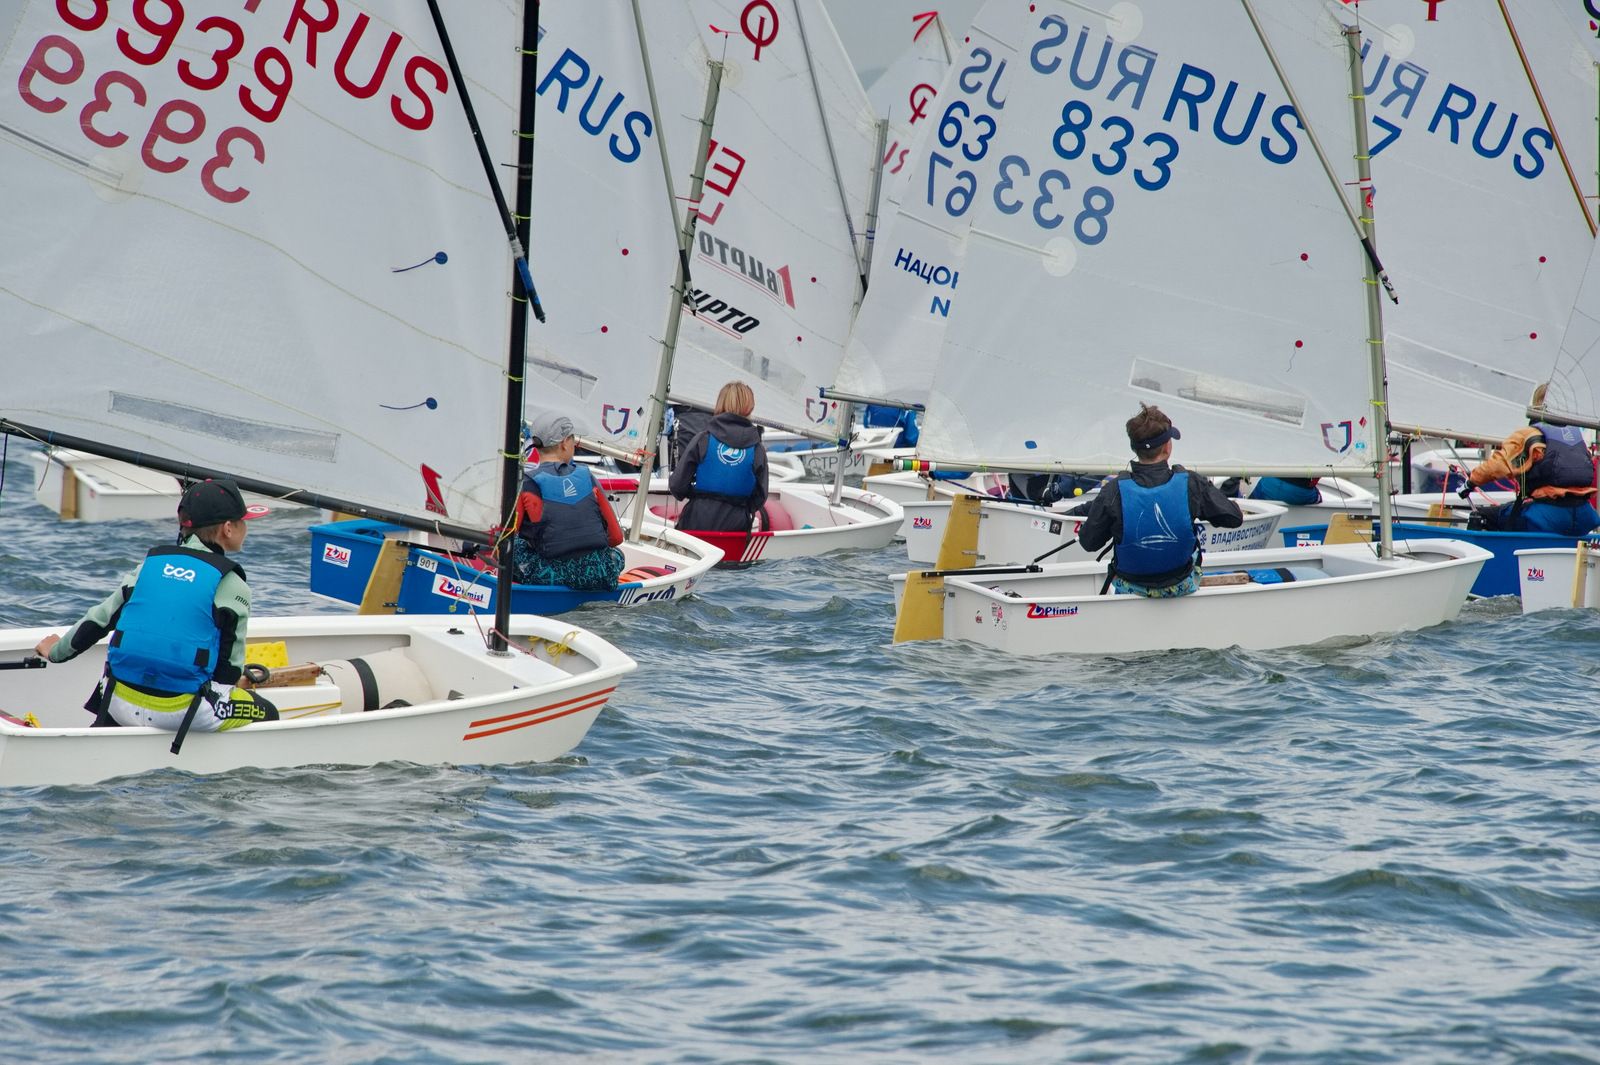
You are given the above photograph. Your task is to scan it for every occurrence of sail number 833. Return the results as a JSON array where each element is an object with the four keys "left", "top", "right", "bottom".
[{"left": 926, "top": 98, "right": 1179, "bottom": 246}]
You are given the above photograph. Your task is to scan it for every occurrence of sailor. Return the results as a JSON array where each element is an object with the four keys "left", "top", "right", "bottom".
[
  {"left": 1462, "top": 420, "right": 1600, "bottom": 535},
  {"left": 33, "top": 478, "right": 277, "bottom": 732},
  {"left": 669, "top": 381, "right": 771, "bottom": 534},
  {"left": 513, "top": 412, "right": 627, "bottom": 590},
  {"left": 1008, "top": 471, "right": 1104, "bottom": 505},
  {"left": 1072, "top": 404, "right": 1245, "bottom": 597},
  {"left": 1223, "top": 476, "right": 1322, "bottom": 507}
]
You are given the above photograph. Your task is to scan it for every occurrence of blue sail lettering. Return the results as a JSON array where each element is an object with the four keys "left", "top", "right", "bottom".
[
  {"left": 1109, "top": 46, "right": 1156, "bottom": 111},
  {"left": 1260, "top": 103, "right": 1301, "bottom": 165},
  {"left": 1469, "top": 100, "right": 1517, "bottom": 159},
  {"left": 536, "top": 48, "right": 651, "bottom": 164},
  {"left": 1068, "top": 26, "right": 1113, "bottom": 92},
  {"left": 1514, "top": 125, "right": 1552, "bottom": 179},
  {"left": 1428, "top": 83, "right": 1476, "bottom": 143},
  {"left": 958, "top": 47, "right": 994, "bottom": 94},
  {"left": 1030, "top": 15, "right": 1071, "bottom": 74},
  {"left": 1213, "top": 82, "right": 1266, "bottom": 147},
  {"left": 1163, "top": 63, "right": 1214, "bottom": 131},
  {"left": 1360, "top": 40, "right": 1428, "bottom": 118}
]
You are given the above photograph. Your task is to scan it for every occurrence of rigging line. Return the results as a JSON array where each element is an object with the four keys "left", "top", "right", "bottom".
[
  {"left": 422, "top": 0, "right": 546, "bottom": 321},
  {"left": 1495, "top": 0, "right": 1598, "bottom": 237},
  {"left": 1237, "top": 0, "right": 1399, "bottom": 304},
  {"left": 791, "top": 0, "right": 870, "bottom": 302}
]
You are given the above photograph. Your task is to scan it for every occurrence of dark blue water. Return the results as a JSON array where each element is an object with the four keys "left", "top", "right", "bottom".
[{"left": 2, "top": 442, "right": 1598, "bottom": 1064}]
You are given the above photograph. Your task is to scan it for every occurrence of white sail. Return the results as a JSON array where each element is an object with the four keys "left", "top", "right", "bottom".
[
  {"left": 865, "top": 9, "right": 956, "bottom": 268},
  {"left": 525, "top": 1, "right": 877, "bottom": 448},
  {"left": 0, "top": 1, "right": 521, "bottom": 528},
  {"left": 1550, "top": 228, "right": 1600, "bottom": 423},
  {"left": 847, "top": 0, "right": 1376, "bottom": 472},
  {"left": 1344, "top": 1, "right": 1600, "bottom": 440},
  {"left": 522, "top": 3, "right": 686, "bottom": 457}
]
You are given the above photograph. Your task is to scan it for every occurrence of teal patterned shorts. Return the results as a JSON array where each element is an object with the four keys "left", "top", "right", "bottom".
[
  {"left": 1111, "top": 569, "right": 1202, "bottom": 598},
  {"left": 511, "top": 540, "right": 625, "bottom": 590}
]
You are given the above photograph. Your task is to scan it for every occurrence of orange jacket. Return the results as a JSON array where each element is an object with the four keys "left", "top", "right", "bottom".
[{"left": 1468, "top": 426, "right": 1597, "bottom": 501}]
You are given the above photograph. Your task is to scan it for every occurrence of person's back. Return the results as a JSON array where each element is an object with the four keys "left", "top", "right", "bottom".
[
  {"left": 514, "top": 413, "right": 626, "bottom": 589},
  {"left": 1466, "top": 422, "right": 1600, "bottom": 535},
  {"left": 33, "top": 478, "right": 275, "bottom": 735},
  {"left": 669, "top": 382, "right": 770, "bottom": 535},
  {"left": 1075, "top": 404, "right": 1242, "bottom": 597}
]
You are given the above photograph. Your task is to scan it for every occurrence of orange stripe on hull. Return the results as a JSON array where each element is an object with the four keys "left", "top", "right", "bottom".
[
  {"left": 463, "top": 694, "right": 613, "bottom": 741},
  {"left": 466, "top": 686, "right": 616, "bottom": 730}
]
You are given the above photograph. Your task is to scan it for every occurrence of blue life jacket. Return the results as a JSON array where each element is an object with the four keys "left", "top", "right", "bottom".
[
  {"left": 1528, "top": 422, "right": 1594, "bottom": 492},
  {"left": 524, "top": 463, "right": 609, "bottom": 559},
  {"left": 1248, "top": 476, "right": 1322, "bottom": 507},
  {"left": 1114, "top": 472, "right": 1198, "bottom": 580},
  {"left": 106, "top": 545, "right": 240, "bottom": 695},
  {"left": 692, "top": 431, "right": 758, "bottom": 501}
]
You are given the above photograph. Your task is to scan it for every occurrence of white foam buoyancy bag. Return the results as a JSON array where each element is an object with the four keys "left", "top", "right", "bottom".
[{"left": 319, "top": 650, "right": 434, "bottom": 713}]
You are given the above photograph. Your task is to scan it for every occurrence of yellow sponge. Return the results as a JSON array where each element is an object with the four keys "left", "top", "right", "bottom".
[{"left": 245, "top": 641, "right": 290, "bottom": 668}]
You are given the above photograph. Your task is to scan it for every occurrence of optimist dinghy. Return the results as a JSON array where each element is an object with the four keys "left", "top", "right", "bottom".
[
  {"left": 0, "top": 615, "right": 633, "bottom": 788},
  {"left": 0, "top": 0, "right": 637, "bottom": 776},
  {"left": 861, "top": 2, "right": 1494, "bottom": 654}
]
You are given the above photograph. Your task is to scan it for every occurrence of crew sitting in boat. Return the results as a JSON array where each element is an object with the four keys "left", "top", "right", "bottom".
[
  {"left": 32, "top": 478, "right": 278, "bottom": 731},
  {"left": 1221, "top": 475, "right": 1322, "bottom": 507},
  {"left": 513, "top": 413, "right": 627, "bottom": 590},
  {"left": 1069, "top": 404, "right": 1244, "bottom": 597},
  {"left": 669, "top": 381, "right": 771, "bottom": 534},
  {"left": 1461, "top": 420, "right": 1600, "bottom": 535},
  {"left": 862, "top": 404, "right": 920, "bottom": 449}
]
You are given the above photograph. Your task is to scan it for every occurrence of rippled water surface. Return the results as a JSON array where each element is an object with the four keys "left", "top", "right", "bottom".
[{"left": 2, "top": 444, "right": 1597, "bottom": 1064}]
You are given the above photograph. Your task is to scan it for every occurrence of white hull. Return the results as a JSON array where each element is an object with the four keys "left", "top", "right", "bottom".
[
  {"left": 1391, "top": 490, "right": 1515, "bottom": 520},
  {"left": 899, "top": 496, "right": 1286, "bottom": 567},
  {"left": 28, "top": 448, "right": 312, "bottom": 523},
  {"left": 767, "top": 427, "right": 905, "bottom": 482},
  {"left": 893, "top": 541, "right": 1488, "bottom": 656},
  {"left": 1516, "top": 545, "right": 1600, "bottom": 613},
  {"left": 0, "top": 614, "right": 635, "bottom": 787},
  {"left": 607, "top": 479, "right": 902, "bottom": 560}
]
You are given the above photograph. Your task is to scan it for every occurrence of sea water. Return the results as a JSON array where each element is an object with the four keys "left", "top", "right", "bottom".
[{"left": 1, "top": 444, "right": 1597, "bottom": 1064}]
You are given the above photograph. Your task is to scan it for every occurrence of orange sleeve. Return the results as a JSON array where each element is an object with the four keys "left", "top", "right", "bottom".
[
  {"left": 1469, "top": 428, "right": 1540, "bottom": 486},
  {"left": 594, "top": 487, "right": 625, "bottom": 547},
  {"left": 516, "top": 489, "right": 544, "bottom": 529}
]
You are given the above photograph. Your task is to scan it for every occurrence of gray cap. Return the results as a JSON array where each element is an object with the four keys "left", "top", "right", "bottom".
[{"left": 526, "top": 411, "right": 577, "bottom": 448}]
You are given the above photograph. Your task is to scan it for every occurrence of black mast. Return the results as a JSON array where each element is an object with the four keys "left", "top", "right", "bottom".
[{"left": 425, "top": 0, "right": 544, "bottom": 653}]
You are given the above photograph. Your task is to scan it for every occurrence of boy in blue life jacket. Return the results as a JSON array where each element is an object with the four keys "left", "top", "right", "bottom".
[
  {"left": 33, "top": 479, "right": 277, "bottom": 732},
  {"left": 1073, "top": 404, "right": 1244, "bottom": 597},
  {"left": 513, "top": 412, "right": 627, "bottom": 590}
]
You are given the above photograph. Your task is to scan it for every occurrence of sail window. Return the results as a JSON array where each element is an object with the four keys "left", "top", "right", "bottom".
[
  {"left": 1127, "top": 359, "right": 1306, "bottom": 426},
  {"left": 1385, "top": 333, "right": 1537, "bottom": 401},
  {"left": 108, "top": 393, "right": 339, "bottom": 462}
]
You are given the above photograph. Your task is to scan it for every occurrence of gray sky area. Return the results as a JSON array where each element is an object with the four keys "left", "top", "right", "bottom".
[{"left": 820, "top": 1, "right": 983, "bottom": 85}]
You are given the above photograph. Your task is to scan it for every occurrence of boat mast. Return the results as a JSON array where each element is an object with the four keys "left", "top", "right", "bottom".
[
  {"left": 628, "top": 0, "right": 726, "bottom": 539},
  {"left": 1344, "top": 24, "right": 1395, "bottom": 558},
  {"left": 424, "top": 0, "right": 544, "bottom": 653}
]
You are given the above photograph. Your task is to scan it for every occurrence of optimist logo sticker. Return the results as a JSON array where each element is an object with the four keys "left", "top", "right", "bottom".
[
  {"left": 1526, "top": 567, "right": 1545, "bottom": 582},
  {"left": 433, "top": 574, "right": 492, "bottom": 609},
  {"left": 1026, "top": 603, "right": 1079, "bottom": 619},
  {"left": 322, "top": 543, "right": 352, "bottom": 568},
  {"left": 912, "top": 516, "right": 934, "bottom": 530}
]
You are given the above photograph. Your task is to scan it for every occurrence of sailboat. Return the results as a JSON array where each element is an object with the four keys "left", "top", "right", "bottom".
[
  {"left": 1277, "top": 2, "right": 1600, "bottom": 597},
  {"left": 0, "top": 0, "right": 634, "bottom": 783},
  {"left": 878, "top": 0, "right": 1488, "bottom": 655},
  {"left": 522, "top": 0, "right": 902, "bottom": 565}
]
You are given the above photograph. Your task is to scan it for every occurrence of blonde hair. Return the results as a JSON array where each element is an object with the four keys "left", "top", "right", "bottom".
[{"left": 714, "top": 381, "right": 755, "bottom": 417}]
